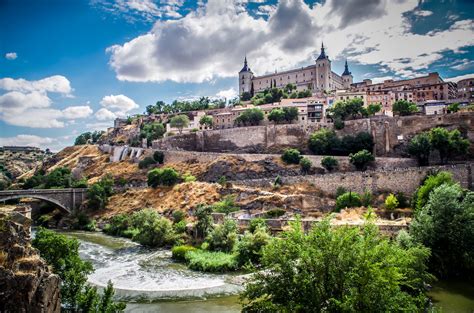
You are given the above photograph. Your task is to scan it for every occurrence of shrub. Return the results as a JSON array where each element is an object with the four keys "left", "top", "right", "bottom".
[
  {"left": 385, "top": 194, "right": 399, "bottom": 211},
  {"left": 87, "top": 176, "right": 114, "bottom": 210},
  {"left": 264, "top": 209, "right": 286, "bottom": 219},
  {"left": 212, "top": 195, "right": 239, "bottom": 214},
  {"left": 361, "top": 190, "right": 373, "bottom": 207},
  {"left": 138, "top": 157, "right": 156, "bottom": 169},
  {"left": 103, "top": 214, "right": 131, "bottom": 237},
  {"left": 299, "top": 157, "right": 312, "bottom": 173},
  {"left": 396, "top": 192, "right": 409, "bottom": 208},
  {"left": 273, "top": 175, "right": 282, "bottom": 187},
  {"left": 236, "top": 226, "right": 271, "bottom": 266},
  {"left": 335, "top": 192, "right": 362, "bottom": 211},
  {"left": 185, "top": 250, "right": 238, "bottom": 272},
  {"left": 147, "top": 167, "right": 180, "bottom": 187},
  {"left": 133, "top": 215, "right": 178, "bottom": 247},
  {"left": 206, "top": 219, "right": 238, "bottom": 252},
  {"left": 349, "top": 149, "right": 374, "bottom": 171},
  {"left": 195, "top": 205, "right": 214, "bottom": 239},
  {"left": 321, "top": 156, "right": 338, "bottom": 171},
  {"left": 173, "top": 220, "right": 187, "bottom": 234},
  {"left": 172, "top": 245, "right": 197, "bottom": 262},
  {"left": 392, "top": 100, "right": 418, "bottom": 116},
  {"left": 172, "top": 210, "right": 186, "bottom": 223},
  {"left": 183, "top": 173, "right": 197, "bottom": 182},
  {"left": 413, "top": 171, "right": 454, "bottom": 211},
  {"left": 308, "top": 129, "right": 338, "bottom": 155},
  {"left": 248, "top": 218, "right": 267, "bottom": 233},
  {"left": 335, "top": 186, "right": 347, "bottom": 198},
  {"left": 281, "top": 148, "right": 301, "bottom": 164},
  {"left": 334, "top": 119, "right": 344, "bottom": 130},
  {"left": 153, "top": 151, "right": 165, "bottom": 164},
  {"left": 217, "top": 176, "right": 227, "bottom": 186},
  {"left": 407, "top": 133, "right": 431, "bottom": 166}
]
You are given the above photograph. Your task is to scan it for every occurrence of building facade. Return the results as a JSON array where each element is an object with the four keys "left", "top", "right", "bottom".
[
  {"left": 457, "top": 77, "right": 474, "bottom": 103},
  {"left": 239, "top": 43, "right": 353, "bottom": 95}
]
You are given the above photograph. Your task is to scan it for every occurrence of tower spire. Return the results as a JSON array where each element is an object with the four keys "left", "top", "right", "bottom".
[
  {"left": 317, "top": 41, "right": 327, "bottom": 60},
  {"left": 342, "top": 59, "right": 351, "bottom": 76},
  {"left": 239, "top": 55, "right": 251, "bottom": 73}
]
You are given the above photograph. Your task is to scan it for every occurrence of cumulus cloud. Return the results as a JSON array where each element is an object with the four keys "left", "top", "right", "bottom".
[
  {"left": 216, "top": 87, "right": 238, "bottom": 99},
  {"left": 107, "top": 0, "right": 474, "bottom": 83},
  {"left": 0, "top": 75, "right": 92, "bottom": 128},
  {"left": 5, "top": 52, "right": 17, "bottom": 60},
  {"left": 93, "top": 0, "right": 184, "bottom": 21},
  {"left": 0, "top": 134, "right": 54, "bottom": 148},
  {"left": 94, "top": 94, "right": 139, "bottom": 121},
  {"left": 445, "top": 73, "right": 474, "bottom": 83},
  {"left": 95, "top": 108, "right": 117, "bottom": 120},
  {"left": 413, "top": 10, "right": 433, "bottom": 17}
]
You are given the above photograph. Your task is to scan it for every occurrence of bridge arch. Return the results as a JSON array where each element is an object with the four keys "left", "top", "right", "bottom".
[{"left": 0, "top": 195, "right": 71, "bottom": 214}]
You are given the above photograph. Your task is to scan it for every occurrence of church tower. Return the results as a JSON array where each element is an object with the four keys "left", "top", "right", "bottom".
[
  {"left": 315, "top": 42, "right": 331, "bottom": 92},
  {"left": 341, "top": 60, "right": 353, "bottom": 89},
  {"left": 239, "top": 56, "right": 254, "bottom": 95}
]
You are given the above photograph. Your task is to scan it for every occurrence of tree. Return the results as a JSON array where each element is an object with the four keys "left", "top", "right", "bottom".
[
  {"left": 281, "top": 148, "right": 301, "bottom": 164},
  {"left": 429, "top": 127, "right": 469, "bottom": 164},
  {"left": 242, "top": 218, "right": 432, "bottom": 312},
  {"left": 308, "top": 128, "right": 338, "bottom": 155},
  {"left": 447, "top": 102, "right": 460, "bottom": 113},
  {"left": 235, "top": 108, "right": 264, "bottom": 126},
  {"left": 392, "top": 100, "right": 418, "bottom": 116},
  {"left": 367, "top": 103, "right": 382, "bottom": 116},
  {"left": 206, "top": 219, "right": 238, "bottom": 252},
  {"left": 335, "top": 191, "right": 362, "bottom": 211},
  {"left": 44, "top": 167, "right": 72, "bottom": 189},
  {"left": 199, "top": 115, "right": 213, "bottom": 128},
  {"left": 170, "top": 115, "right": 190, "bottom": 134},
  {"left": 407, "top": 133, "right": 432, "bottom": 166},
  {"left": 236, "top": 226, "right": 270, "bottom": 266},
  {"left": 413, "top": 171, "right": 454, "bottom": 211},
  {"left": 299, "top": 157, "right": 312, "bottom": 174},
  {"left": 410, "top": 183, "right": 474, "bottom": 279},
  {"left": 133, "top": 215, "right": 178, "bottom": 247},
  {"left": 241, "top": 91, "right": 252, "bottom": 101},
  {"left": 328, "top": 98, "right": 366, "bottom": 121},
  {"left": 268, "top": 108, "right": 286, "bottom": 124},
  {"left": 282, "top": 107, "right": 299, "bottom": 122},
  {"left": 195, "top": 204, "right": 214, "bottom": 239},
  {"left": 140, "top": 122, "right": 166, "bottom": 146},
  {"left": 321, "top": 156, "right": 338, "bottom": 171},
  {"left": 147, "top": 167, "right": 180, "bottom": 187},
  {"left": 87, "top": 175, "right": 114, "bottom": 210},
  {"left": 349, "top": 149, "right": 374, "bottom": 171}
]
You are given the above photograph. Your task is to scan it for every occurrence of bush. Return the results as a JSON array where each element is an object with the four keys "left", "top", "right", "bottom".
[
  {"left": 273, "top": 175, "right": 282, "bottom": 187},
  {"left": 321, "top": 156, "right": 338, "bottom": 171},
  {"left": 299, "top": 157, "right": 312, "bottom": 173},
  {"left": 335, "top": 192, "right": 362, "bottom": 211},
  {"left": 236, "top": 226, "right": 271, "bottom": 266},
  {"left": 407, "top": 133, "right": 431, "bottom": 166},
  {"left": 206, "top": 219, "right": 238, "bottom": 252},
  {"left": 133, "top": 215, "right": 178, "bottom": 247},
  {"left": 248, "top": 218, "right": 267, "bottom": 233},
  {"left": 264, "top": 208, "right": 286, "bottom": 219},
  {"left": 153, "top": 151, "right": 165, "bottom": 164},
  {"left": 103, "top": 214, "right": 131, "bottom": 237},
  {"left": 172, "top": 245, "right": 197, "bottom": 262},
  {"left": 413, "top": 171, "right": 454, "bottom": 211},
  {"left": 138, "top": 157, "right": 156, "bottom": 169},
  {"left": 87, "top": 176, "right": 114, "bottom": 210},
  {"left": 172, "top": 210, "right": 186, "bottom": 223},
  {"left": 361, "top": 190, "right": 373, "bottom": 207},
  {"left": 185, "top": 250, "right": 238, "bottom": 272},
  {"left": 396, "top": 192, "right": 409, "bottom": 208},
  {"left": 334, "top": 119, "right": 344, "bottom": 130},
  {"left": 335, "top": 186, "right": 347, "bottom": 198},
  {"left": 212, "top": 196, "right": 239, "bottom": 214},
  {"left": 173, "top": 220, "right": 187, "bottom": 234},
  {"left": 147, "top": 167, "right": 180, "bottom": 187},
  {"left": 183, "top": 173, "right": 196, "bottom": 182},
  {"left": 281, "top": 148, "right": 301, "bottom": 164},
  {"left": 217, "top": 176, "right": 227, "bottom": 186},
  {"left": 349, "top": 149, "right": 374, "bottom": 171},
  {"left": 385, "top": 194, "right": 399, "bottom": 211},
  {"left": 308, "top": 129, "right": 338, "bottom": 155},
  {"left": 195, "top": 205, "right": 214, "bottom": 239}
]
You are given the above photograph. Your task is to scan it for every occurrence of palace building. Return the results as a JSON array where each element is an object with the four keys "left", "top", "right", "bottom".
[{"left": 239, "top": 43, "right": 353, "bottom": 95}]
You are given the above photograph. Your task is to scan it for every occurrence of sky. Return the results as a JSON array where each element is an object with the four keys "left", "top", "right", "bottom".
[{"left": 0, "top": 0, "right": 473, "bottom": 151}]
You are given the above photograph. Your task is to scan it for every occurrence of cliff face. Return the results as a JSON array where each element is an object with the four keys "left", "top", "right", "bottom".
[{"left": 0, "top": 212, "right": 61, "bottom": 313}]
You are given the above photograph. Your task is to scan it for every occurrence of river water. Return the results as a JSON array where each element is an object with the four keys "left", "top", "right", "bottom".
[{"left": 61, "top": 230, "right": 473, "bottom": 313}]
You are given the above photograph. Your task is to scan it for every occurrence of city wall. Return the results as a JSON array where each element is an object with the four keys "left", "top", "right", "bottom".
[
  {"left": 232, "top": 163, "right": 473, "bottom": 196},
  {"left": 152, "top": 112, "right": 474, "bottom": 157}
]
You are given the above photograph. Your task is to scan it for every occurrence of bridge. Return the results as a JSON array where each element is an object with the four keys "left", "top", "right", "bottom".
[{"left": 0, "top": 188, "right": 88, "bottom": 214}]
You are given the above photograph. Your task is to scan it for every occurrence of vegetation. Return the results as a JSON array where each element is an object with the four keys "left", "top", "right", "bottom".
[
  {"left": 268, "top": 107, "right": 299, "bottom": 124},
  {"left": 327, "top": 98, "right": 368, "bottom": 121},
  {"left": 199, "top": 115, "right": 213, "bottom": 128},
  {"left": 170, "top": 115, "right": 190, "bottom": 134},
  {"left": 335, "top": 191, "right": 362, "bottom": 211},
  {"left": 185, "top": 250, "right": 238, "bottom": 272},
  {"left": 172, "top": 245, "right": 197, "bottom": 262},
  {"left": 195, "top": 204, "right": 214, "bottom": 239},
  {"left": 145, "top": 97, "right": 226, "bottom": 115},
  {"left": 132, "top": 213, "right": 178, "bottom": 247},
  {"left": 23, "top": 167, "right": 83, "bottom": 190},
  {"left": 367, "top": 103, "right": 382, "bottom": 116},
  {"left": 140, "top": 122, "right": 165, "bottom": 146},
  {"left": 242, "top": 218, "right": 432, "bottom": 312},
  {"left": 321, "top": 156, "right": 338, "bottom": 171},
  {"left": 407, "top": 133, "right": 432, "bottom": 166},
  {"left": 147, "top": 167, "right": 180, "bottom": 187},
  {"left": 206, "top": 219, "right": 238, "bottom": 253},
  {"left": 74, "top": 131, "right": 104, "bottom": 145},
  {"left": 385, "top": 193, "right": 399, "bottom": 211},
  {"left": 412, "top": 171, "right": 455, "bottom": 212},
  {"left": 235, "top": 108, "right": 264, "bottom": 126},
  {"left": 87, "top": 175, "right": 114, "bottom": 210},
  {"left": 33, "top": 228, "right": 125, "bottom": 311},
  {"left": 428, "top": 127, "right": 469, "bottom": 164},
  {"left": 410, "top": 183, "right": 474, "bottom": 279},
  {"left": 308, "top": 129, "right": 374, "bottom": 156},
  {"left": 447, "top": 102, "right": 460, "bottom": 113},
  {"left": 299, "top": 157, "right": 312, "bottom": 173},
  {"left": 349, "top": 149, "right": 374, "bottom": 171},
  {"left": 236, "top": 225, "right": 271, "bottom": 267},
  {"left": 392, "top": 100, "right": 419, "bottom": 116},
  {"left": 138, "top": 151, "right": 165, "bottom": 169},
  {"left": 212, "top": 195, "right": 239, "bottom": 214},
  {"left": 250, "top": 86, "right": 310, "bottom": 106},
  {"left": 281, "top": 148, "right": 301, "bottom": 164},
  {"left": 263, "top": 208, "right": 286, "bottom": 219}
]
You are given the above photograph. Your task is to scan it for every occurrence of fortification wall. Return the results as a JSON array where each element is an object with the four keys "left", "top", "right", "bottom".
[{"left": 233, "top": 163, "right": 473, "bottom": 196}]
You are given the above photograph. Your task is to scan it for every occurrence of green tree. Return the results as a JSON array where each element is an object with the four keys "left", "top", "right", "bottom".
[
  {"left": 199, "top": 115, "right": 213, "bottom": 128},
  {"left": 206, "top": 218, "right": 238, "bottom": 252},
  {"left": 74, "top": 132, "right": 92, "bottom": 145},
  {"left": 410, "top": 183, "right": 474, "bottom": 279},
  {"left": 147, "top": 167, "right": 180, "bottom": 187},
  {"left": 429, "top": 127, "right": 469, "bottom": 164},
  {"left": 212, "top": 195, "right": 239, "bottom": 215},
  {"left": 140, "top": 122, "right": 166, "bottom": 146},
  {"left": 87, "top": 175, "right": 114, "bottom": 210},
  {"left": 235, "top": 108, "right": 264, "bottom": 126},
  {"left": 241, "top": 91, "right": 252, "bottom": 101},
  {"left": 170, "top": 114, "right": 190, "bottom": 134},
  {"left": 299, "top": 157, "right": 312, "bottom": 174},
  {"left": 335, "top": 191, "right": 362, "bottom": 211},
  {"left": 308, "top": 128, "right": 338, "bottom": 155},
  {"left": 413, "top": 171, "right": 454, "bottom": 212},
  {"left": 267, "top": 108, "right": 286, "bottom": 124},
  {"left": 236, "top": 226, "right": 270, "bottom": 266},
  {"left": 408, "top": 133, "right": 432, "bottom": 166},
  {"left": 282, "top": 107, "right": 299, "bottom": 122},
  {"left": 392, "top": 100, "right": 418, "bottom": 116},
  {"left": 44, "top": 167, "right": 73, "bottom": 189},
  {"left": 349, "top": 149, "right": 374, "bottom": 171},
  {"left": 385, "top": 193, "right": 399, "bottom": 211},
  {"left": 242, "top": 218, "right": 432, "bottom": 312},
  {"left": 281, "top": 148, "right": 301, "bottom": 164},
  {"left": 133, "top": 215, "right": 178, "bottom": 247},
  {"left": 447, "top": 102, "right": 460, "bottom": 113},
  {"left": 195, "top": 205, "right": 214, "bottom": 239},
  {"left": 367, "top": 103, "right": 382, "bottom": 116},
  {"left": 321, "top": 156, "right": 338, "bottom": 171},
  {"left": 328, "top": 98, "right": 366, "bottom": 121}
]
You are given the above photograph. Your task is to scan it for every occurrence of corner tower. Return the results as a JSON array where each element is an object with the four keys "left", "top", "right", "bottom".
[
  {"left": 239, "top": 56, "right": 254, "bottom": 96},
  {"left": 315, "top": 42, "right": 331, "bottom": 91},
  {"left": 341, "top": 60, "right": 353, "bottom": 89}
]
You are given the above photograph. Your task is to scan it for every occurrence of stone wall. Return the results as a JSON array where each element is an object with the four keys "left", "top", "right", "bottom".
[
  {"left": 152, "top": 112, "right": 474, "bottom": 157},
  {"left": 233, "top": 163, "right": 473, "bottom": 196}
]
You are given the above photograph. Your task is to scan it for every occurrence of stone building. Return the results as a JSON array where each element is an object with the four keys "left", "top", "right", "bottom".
[
  {"left": 239, "top": 43, "right": 353, "bottom": 95},
  {"left": 457, "top": 77, "right": 474, "bottom": 103}
]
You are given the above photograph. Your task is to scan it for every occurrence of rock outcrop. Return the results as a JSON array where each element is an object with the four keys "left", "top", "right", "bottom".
[{"left": 0, "top": 212, "right": 61, "bottom": 313}]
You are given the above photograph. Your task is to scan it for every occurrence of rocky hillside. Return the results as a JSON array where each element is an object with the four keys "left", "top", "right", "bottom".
[
  {"left": 0, "top": 148, "right": 51, "bottom": 180},
  {"left": 0, "top": 211, "right": 61, "bottom": 312}
]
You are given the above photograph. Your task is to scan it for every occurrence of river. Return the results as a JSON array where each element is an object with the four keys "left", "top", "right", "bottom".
[{"left": 60, "top": 230, "right": 473, "bottom": 312}]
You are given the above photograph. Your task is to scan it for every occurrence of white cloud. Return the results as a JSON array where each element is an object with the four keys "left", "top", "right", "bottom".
[
  {"left": 100, "top": 94, "right": 139, "bottom": 112},
  {"left": 445, "top": 73, "right": 474, "bottom": 83},
  {"left": 106, "top": 0, "right": 474, "bottom": 83},
  {"left": 5, "top": 52, "right": 17, "bottom": 60},
  {"left": 62, "top": 105, "right": 93, "bottom": 119},
  {"left": 0, "top": 75, "right": 73, "bottom": 95},
  {"left": 95, "top": 108, "right": 117, "bottom": 120},
  {"left": 413, "top": 10, "right": 433, "bottom": 17},
  {"left": 216, "top": 87, "right": 238, "bottom": 99},
  {"left": 0, "top": 134, "right": 54, "bottom": 148},
  {"left": 370, "top": 76, "right": 394, "bottom": 84},
  {"left": 86, "top": 121, "right": 114, "bottom": 131}
]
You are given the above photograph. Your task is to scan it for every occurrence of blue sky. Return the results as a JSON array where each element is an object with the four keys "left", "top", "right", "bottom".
[{"left": 0, "top": 0, "right": 473, "bottom": 151}]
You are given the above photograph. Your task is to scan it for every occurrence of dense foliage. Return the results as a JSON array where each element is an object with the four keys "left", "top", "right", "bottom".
[
  {"left": 22, "top": 167, "right": 86, "bottom": 190},
  {"left": 242, "top": 219, "right": 432, "bottom": 312},
  {"left": 392, "top": 100, "right": 419, "bottom": 116},
  {"left": 171, "top": 245, "right": 197, "bottom": 262},
  {"left": 321, "top": 156, "right": 338, "bottom": 171},
  {"left": 212, "top": 195, "right": 240, "bottom": 214},
  {"left": 205, "top": 219, "right": 238, "bottom": 252},
  {"left": 299, "top": 157, "right": 312, "bottom": 173},
  {"left": 236, "top": 225, "right": 271, "bottom": 267},
  {"left": 74, "top": 131, "right": 104, "bottom": 145},
  {"left": 33, "top": 228, "right": 125, "bottom": 312},
  {"left": 199, "top": 115, "right": 213, "bottom": 128},
  {"left": 267, "top": 107, "right": 299, "bottom": 124},
  {"left": 428, "top": 127, "right": 469, "bottom": 164},
  {"left": 147, "top": 167, "right": 180, "bottom": 187},
  {"left": 412, "top": 171, "right": 455, "bottom": 211},
  {"left": 235, "top": 108, "right": 264, "bottom": 126},
  {"left": 87, "top": 175, "right": 114, "bottom": 210},
  {"left": 335, "top": 191, "right": 362, "bottom": 211},
  {"left": 185, "top": 250, "right": 238, "bottom": 272},
  {"left": 327, "top": 98, "right": 368, "bottom": 121},
  {"left": 385, "top": 193, "right": 399, "bottom": 210},
  {"left": 308, "top": 129, "right": 374, "bottom": 156},
  {"left": 140, "top": 122, "right": 165, "bottom": 146},
  {"left": 367, "top": 103, "right": 382, "bottom": 116},
  {"left": 407, "top": 133, "right": 432, "bottom": 166},
  {"left": 145, "top": 97, "right": 226, "bottom": 115},
  {"left": 349, "top": 149, "right": 375, "bottom": 171},
  {"left": 281, "top": 148, "right": 301, "bottom": 164},
  {"left": 170, "top": 114, "right": 190, "bottom": 134}
]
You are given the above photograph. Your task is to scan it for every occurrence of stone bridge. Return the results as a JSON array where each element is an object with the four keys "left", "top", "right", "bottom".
[{"left": 0, "top": 188, "right": 88, "bottom": 214}]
